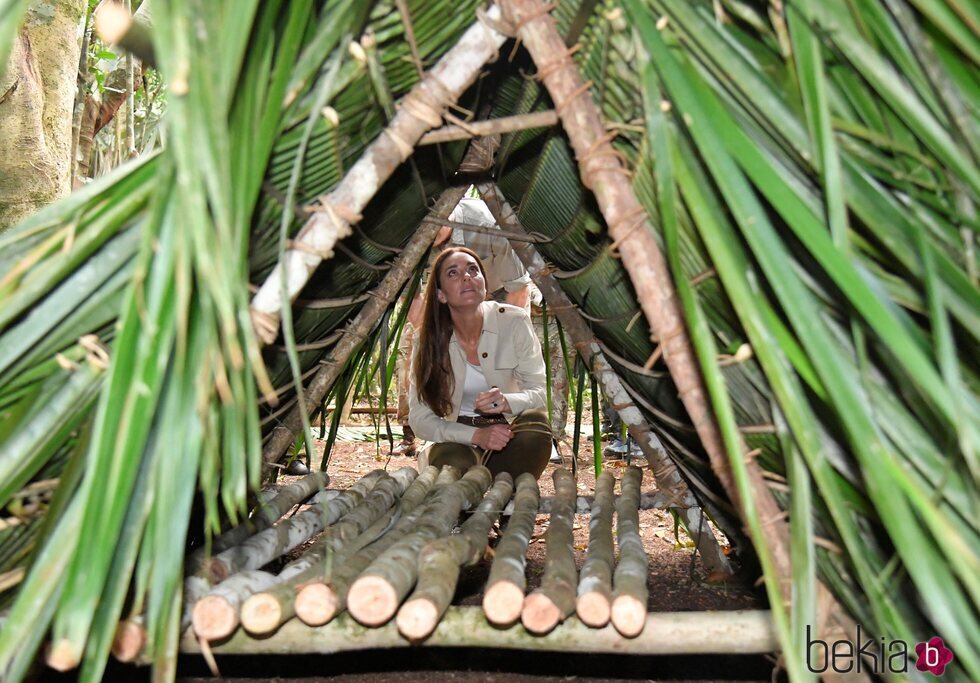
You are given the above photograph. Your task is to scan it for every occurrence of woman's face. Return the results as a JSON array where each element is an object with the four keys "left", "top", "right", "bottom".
[{"left": 436, "top": 251, "right": 486, "bottom": 308}]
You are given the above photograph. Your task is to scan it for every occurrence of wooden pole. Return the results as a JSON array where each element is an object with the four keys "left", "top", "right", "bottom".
[
  {"left": 483, "top": 473, "right": 539, "bottom": 626},
  {"left": 239, "top": 467, "right": 420, "bottom": 635},
  {"left": 479, "top": 183, "right": 732, "bottom": 576},
  {"left": 181, "top": 607, "right": 779, "bottom": 656},
  {"left": 260, "top": 187, "right": 466, "bottom": 465},
  {"left": 418, "top": 110, "right": 558, "bottom": 145},
  {"left": 192, "top": 570, "right": 278, "bottom": 641},
  {"left": 347, "top": 467, "right": 492, "bottom": 626},
  {"left": 397, "top": 474, "right": 515, "bottom": 640},
  {"left": 502, "top": 491, "right": 666, "bottom": 515},
  {"left": 249, "top": 7, "right": 510, "bottom": 342},
  {"left": 611, "top": 467, "right": 649, "bottom": 638},
  {"left": 576, "top": 469, "right": 615, "bottom": 627},
  {"left": 295, "top": 466, "right": 459, "bottom": 626},
  {"left": 521, "top": 468, "right": 577, "bottom": 635}
]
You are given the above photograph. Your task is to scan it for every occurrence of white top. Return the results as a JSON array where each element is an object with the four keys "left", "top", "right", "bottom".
[{"left": 458, "top": 359, "right": 490, "bottom": 417}]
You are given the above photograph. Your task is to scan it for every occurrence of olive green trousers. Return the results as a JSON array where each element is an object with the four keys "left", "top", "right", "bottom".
[{"left": 427, "top": 409, "right": 552, "bottom": 480}]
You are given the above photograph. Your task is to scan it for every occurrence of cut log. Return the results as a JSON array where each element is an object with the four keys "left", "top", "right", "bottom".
[
  {"left": 191, "top": 570, "right": 277, "bottom": 641},
  {"left": 347, "top": 467, "right": 492, "bottom": 626},
  {"left": 182, "top": 607, "right": 778, "bottom": 655},
  {"left": 483, "top": 473, "right": 540, "bottom": 626},
  {"left": 576, "top": 469, "right": 615, "bottom": 627},
  {"left": 397, "top": 473, "right": 515, "bottom": 640},
  {"left": 521, "top": 468, "right": 577, "bottom": 635},
  {"left": 295, "top": 466, "right": 458, "bottom": 626},
  {"left": 111, "top": 617, "right": 145, "bottom": 663},
  {"left": 239, "top": 467, "right": 421, "bottom": 635},
  {"left": 611, "top": 467, "right": 649, "bottom": 638},
  {"left": 185, "top": 470, "right": 333, "bottom": 574}
]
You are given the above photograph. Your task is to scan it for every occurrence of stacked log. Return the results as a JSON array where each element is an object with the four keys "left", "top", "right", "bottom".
[
  {"left": 347, "top": 467, "right": 492, "bottom": 626},
  {"left": 239, "top": 466, "right": 427, "bottom": 634},
  {"left": 521, "top": 468, "right": 577, "bottom": 634},
  {"left": 294, "top": 465, "right": 460, "bottom": 626},
  {"left": 397, "top": 473, "right": 514, "bottom": 640}
]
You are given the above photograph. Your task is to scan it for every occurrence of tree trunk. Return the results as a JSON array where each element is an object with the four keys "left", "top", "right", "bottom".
[{"left": 0, "top": 0, "right": 87, "bottom": 231}]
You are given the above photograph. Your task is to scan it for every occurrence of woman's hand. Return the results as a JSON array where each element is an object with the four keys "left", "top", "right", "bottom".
[
  {"left": 471, "top": 424, "right": 513, "bottom": 451},
  {"left": 475, "top": 388, "right": 510, "bottom": 415}
]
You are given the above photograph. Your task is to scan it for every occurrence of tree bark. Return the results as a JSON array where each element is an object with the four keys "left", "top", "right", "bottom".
[
  {"left": 347, "top": 467, "right": 492, "bottom": 627},
  {"left": 483, "top": 473, "right": 539, "bottom": 626},
  {"left": 261, "top": 186, "right": 467, "bottom": 465},
  {"left": 611, "top": 466, "right": 648, "bottom": 637},
  {"left": 0, "top": 0, "right": 87, "bottom": 231},
  {"left": 521, "top": 468, "right": 577, "bottom": 635},
  {"left": 480, "top": 182, "right": 732, "bottom": 576},
  {"left": 397, "top": 473, "right": 514, "bottom": 640},
  {"left": 192, "top": 570, "right": 278, "bottom": 641},
  {"left": 576, "top": 469, "right": 615, "bottom": 627}
]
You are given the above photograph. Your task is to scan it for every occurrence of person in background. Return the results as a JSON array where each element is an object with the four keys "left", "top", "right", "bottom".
[{"left": 408, "top": 247, "right": 552, "bottom": 478}]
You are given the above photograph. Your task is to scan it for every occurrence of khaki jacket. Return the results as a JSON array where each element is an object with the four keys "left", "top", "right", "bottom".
[{"left": 408, "top": 301, "right": 546, "bottom": 445}]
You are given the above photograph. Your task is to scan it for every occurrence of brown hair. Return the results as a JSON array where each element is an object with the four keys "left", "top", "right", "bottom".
[{"left": 414, "top": 247, "right": 488, "bottom": 417}]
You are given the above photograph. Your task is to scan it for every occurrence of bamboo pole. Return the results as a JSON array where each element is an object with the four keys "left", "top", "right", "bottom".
[
  {"left": 296, "top": 466, "right": 460, "bottom": 626},
  {"left": 576, "top": 469, "right": 615, "bottom": 627},
  {"left": 483, "top": 473, "right": 540, "bottom": 626},
  {"left": 181, "top": 607, "right": 778, "bottom": 655},
  {"left": 479, "top": 183, "right": 732, "bottom": 576},
  {"left": 397, "top": 473, "right": 515, "bottom": 640},
  {"left": 239, "top": 467, "right": 420, "bottom": 635},
  {"left": 521, "top": 468, "right": 577, "bottom": 635},
  {"left": 260, "top": 187, "right": 467, "bottom": 465},
  {"left": 347, "top": 467, "right": 493, "bottom": 626},
  {"left": 418, "top": 110, "right": 558, "bottom": 145},
  {"left": 249, "top": 7, "right": 510, "bottom": 343},
  {"left": 611, "top": 467, "right": 648, "bottom": 638}
]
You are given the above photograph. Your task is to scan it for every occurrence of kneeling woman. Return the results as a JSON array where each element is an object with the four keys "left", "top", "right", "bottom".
[{"left": 409, "top": 247, "right": 552, "bottom": 478}]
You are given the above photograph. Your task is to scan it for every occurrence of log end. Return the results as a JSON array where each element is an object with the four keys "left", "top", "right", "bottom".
[
  {"left": 192, "top": 595, "right": 238, "bottom": 641},
  {"left": 521, "top": 591, "right": 561, "bottom": 635},
  {"left": 576, "top": 591, "right": 611, "bottom": 628},
  {"left": 482, "top": 581, "right": 524, "bottom": 626},
  {"left": 240, "top": 593, "right": 283, "bottom": 635},
  {"left": 396, "top": 598, "right": 439, "bottom": 641},
  {"left": 348, "top": 575, "right": 399, "bottom": 627},
  {"left": 111, "top": 619, "right": 146, "bottom": 662},
  {"left": 46, "top": 639, "right": 81, "bottom": 672},
  {"left": 611, "top": 594, "right": 646, "bottom": 638},
  {"left": 295, "top": 582, "right": 338, "bottom": 626}
]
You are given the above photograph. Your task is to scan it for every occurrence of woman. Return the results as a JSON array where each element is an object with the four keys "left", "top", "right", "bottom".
[{"left": 409, "top": 247, "right": 552, "bottom": 479}]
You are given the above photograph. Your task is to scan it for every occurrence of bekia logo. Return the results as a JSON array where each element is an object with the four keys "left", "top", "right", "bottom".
[
  {"left": 916, "top": 637, "right": 954, "bottom": 676},
  {"left": 806, "top": 625, "right": 955, "bottom": 676}
]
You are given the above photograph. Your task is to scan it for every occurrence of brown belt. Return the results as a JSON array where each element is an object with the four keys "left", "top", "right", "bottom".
[{"left": 456, "top": 414, "right": 508, "bottom": 427}]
